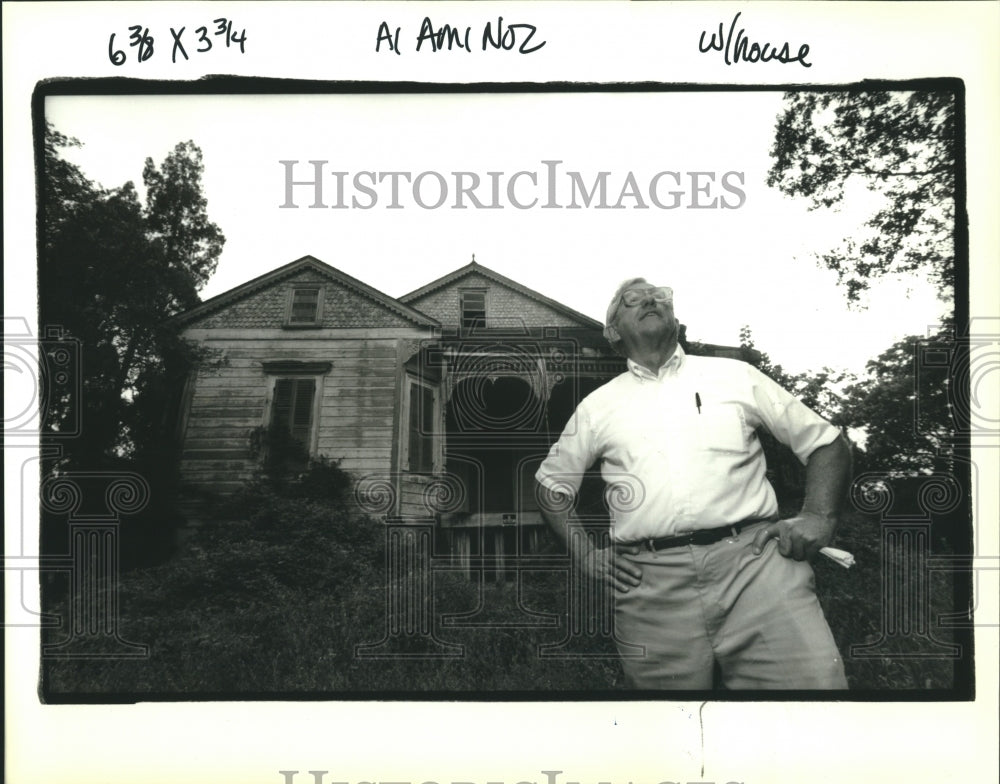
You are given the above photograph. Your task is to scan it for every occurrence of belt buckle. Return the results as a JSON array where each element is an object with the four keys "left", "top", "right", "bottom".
[
  {"left": 725, "top": 524, "right": 740, "bottom": 544},
  {"left": 646, "top": 538, "right": 656, "bottom": 552}
]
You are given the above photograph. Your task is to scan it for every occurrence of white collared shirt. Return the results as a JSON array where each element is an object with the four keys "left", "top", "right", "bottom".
[{"left": 535, "top": 346, "right": 841, "bottom": 542}]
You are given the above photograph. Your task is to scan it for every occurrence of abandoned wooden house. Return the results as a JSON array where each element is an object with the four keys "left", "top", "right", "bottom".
[{"left": 172, "top": 255, "right": 756, "bottom": 578}]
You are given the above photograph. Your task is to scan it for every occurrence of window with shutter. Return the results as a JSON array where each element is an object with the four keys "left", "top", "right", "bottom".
[
  {"left": 407, "top": 379, "right": 437, "bottom": 473},
  {"left": 460, "top": 289, "right": 486, "bottom": 332},
  {"left": 287, "top": 287, "right": 322, "bottom": 326},
  {"left": 269, "top": 377, "right": 316, "bottom": 465}
]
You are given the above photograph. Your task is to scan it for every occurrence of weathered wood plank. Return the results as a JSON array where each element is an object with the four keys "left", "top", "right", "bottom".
[
  {"left": 193, "top": 346, "right": 401, "bottom": 359},
  {"left": 190, "top": 384, "right": 267, "bottom": 396},
  {"left": 182, "top": 438, "right": 252, "bottom": 452},
  {"left": 182, "top": 432, "right": 252, "bottom": 445},
  {"left": 319, "top": 409, "right": 395, "bottom": 421},
  {"left": 318, "top": 441, "right": 393, "bottom": 454},
  {"left": 192, "top": 376, "right": 268, "bottom": 389},
  {"left": 183, "top": 329, "right": 424, "bottom": 343},
  {"left": 183, "top": 421, "right": 256, "bottom": 431},
  {"left": 190, "top": 378, "right": 396, "bottom": 393},
  {"left": 180, "top": 465, "right": 255, "bottom": 478},
  {"left": 181, "top": 448, "right": 250, "bottom": 460},
  {"left": 323, "top": 388, "right": 396, "bottom": 400},
  {"left": 332, "top": 426, "right": 396, "bottom": 437},
  {"left": 317, "top": 406, "right": 396, "bottom": 417},
  {"left": 314, "top": 416, "right": 395, "bottom": 428},
  {"left": 200, "top": 358, "right": 399, "bottom": 373}
]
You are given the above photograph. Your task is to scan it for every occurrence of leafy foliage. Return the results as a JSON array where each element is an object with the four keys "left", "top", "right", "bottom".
[
  {"left": 740, "top": 321, "right": 958, "bottom": 482},
  {"left": 43, "top": 464, "right": 631, "bottom": 695},
  {"left": 767, "top": 91, "right": 956, "bottom": 303},
  {"left": 39, "top": 123, "right": 225, "bottom": 465},
  {"left": 837, "top": 321, "right": 957, "bottom": 476},
  {"left": 42, "top": 486, "right": 956, "bottom": 694},
  {"left": 142, "top": 141, "right": 225, "bottom": 311}
]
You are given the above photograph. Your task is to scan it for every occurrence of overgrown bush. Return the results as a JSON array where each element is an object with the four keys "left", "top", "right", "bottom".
[
  {"left": 192, "top": 458, "right": 383, "bottom": 599},
  {"left": 42, "top": 455, "right": 961, "bottom": 696}
]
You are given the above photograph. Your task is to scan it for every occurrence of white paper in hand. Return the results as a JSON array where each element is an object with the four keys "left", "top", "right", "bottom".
[{"left": 819, "top": 546, "right": 856, "bottom": 569}]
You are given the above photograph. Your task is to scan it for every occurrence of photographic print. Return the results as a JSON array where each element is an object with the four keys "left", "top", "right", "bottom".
[
  {"left": 34, "top": 84, "right": 971, "bottom": 700},
  {"left": 5, "top": 3, "right": 998, "bottom": 784}
]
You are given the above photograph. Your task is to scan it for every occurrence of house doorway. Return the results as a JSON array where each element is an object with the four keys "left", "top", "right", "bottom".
[{"left": 445, "top": 375, "right": 540, "bottom": 516}]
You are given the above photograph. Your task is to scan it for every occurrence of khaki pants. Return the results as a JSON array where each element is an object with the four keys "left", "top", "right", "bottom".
[{"left": 613, "top": 524, "right": 848, "bottom": 690}]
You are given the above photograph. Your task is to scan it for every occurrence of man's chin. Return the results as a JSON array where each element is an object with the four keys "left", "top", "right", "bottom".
[
  {"left": 639, "top": 323, "right": 677, "bottom": 343},
  {"left": 638, "top": 319, "right": 672, "bottom": 337}
]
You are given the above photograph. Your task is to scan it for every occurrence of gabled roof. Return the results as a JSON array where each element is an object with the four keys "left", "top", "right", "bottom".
[
  {"left": 171, "top": 255, "right": 440, "bottom": 328},
  {"left": 399, "top": 260, "right": 604, "bottom": 330}
]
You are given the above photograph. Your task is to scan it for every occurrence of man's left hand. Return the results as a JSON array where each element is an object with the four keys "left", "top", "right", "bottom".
[{"left": 751, "top": 512, "right": 837, "bottom": 561}]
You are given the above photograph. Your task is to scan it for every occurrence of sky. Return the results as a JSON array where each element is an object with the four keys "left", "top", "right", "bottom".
[{"left": 45, "top": 90, "right": 950, "bottom": 375}]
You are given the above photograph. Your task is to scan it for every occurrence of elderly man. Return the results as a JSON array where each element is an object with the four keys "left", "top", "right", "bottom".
[{"left": 535, "top": 278, "right": 850, "bottom": 690}]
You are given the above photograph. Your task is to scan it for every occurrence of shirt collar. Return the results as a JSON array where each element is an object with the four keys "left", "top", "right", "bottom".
[{"left": 627, "top": 345, "right": 685, "bottom": 381}]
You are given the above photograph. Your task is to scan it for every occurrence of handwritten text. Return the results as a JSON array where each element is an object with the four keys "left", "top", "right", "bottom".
[
  {"left": 376, "top": 16, "right": 546, "bottom": 55},
  {"left": 108, "top": 18, "right": 247, "bottom": 66},
  {"left": 698, "top": 12, "right": 811, "bottom": 67}
]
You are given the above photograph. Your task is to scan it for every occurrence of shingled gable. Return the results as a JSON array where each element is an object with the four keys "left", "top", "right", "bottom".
[
  {"left": 172, "top": 255, "right": 439, "bottom": 329},
  {"left": 399, "top": 260, "right": 604, "bottom": 331}
]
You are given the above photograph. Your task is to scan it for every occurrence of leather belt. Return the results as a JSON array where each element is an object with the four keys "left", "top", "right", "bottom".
[{"left": 620, "top": 519, "right": 768, "bottom": 552}]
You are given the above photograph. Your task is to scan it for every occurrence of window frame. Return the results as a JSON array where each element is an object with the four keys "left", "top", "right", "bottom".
[
  {"left": 261, "top": 362, "right": 330, "bottom": 461},
  {"left": 402, "top": 374, "right": 440, "bottom": 475},
  {"left": 459, "top": 287, "right": 488, "bottom": 333},
  {"left": 284, "top": 285, "right": 325, "bottom": 328}
]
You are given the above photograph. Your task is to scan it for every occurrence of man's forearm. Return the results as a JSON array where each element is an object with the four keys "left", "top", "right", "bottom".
[
  {"left": 753, "top": 434, "right": 854, "bottom": 560},
  {"left": 800, "top": 434, "right": 853, "bottom": 525},
  {"left": 536, "top": 485, "right": 581, "bottom": 555}
]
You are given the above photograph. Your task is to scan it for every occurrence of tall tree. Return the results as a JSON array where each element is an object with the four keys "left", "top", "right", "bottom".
[
  {"left": 142, "top": 142, "right": 225, "bottom": 311},
  {"left": 767, "top": 90, "right": 956, "bottom": 304},
  {"left": 837, "top": 321, "right": 957, "bottom": 476},
  {"left": 39, "top": 124, "right": 225, "bottom": 465},
  {"left": 737, "top": 325, "right": 846, "bottom": 419}
]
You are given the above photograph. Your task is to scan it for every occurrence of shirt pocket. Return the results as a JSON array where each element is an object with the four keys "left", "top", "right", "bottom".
[{"left": 697, "top": 405, "right": 748, "bottom": 453}]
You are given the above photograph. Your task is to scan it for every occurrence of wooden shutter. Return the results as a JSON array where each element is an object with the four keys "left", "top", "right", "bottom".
[
  {"left": 272, "top": 377, "right": 315, "bottom": 450},
  {"left": 272, "top": 378, "right": 295, "bottom": 431},
  {"left": 408, "top": 381, "right": 423, "bottom": 471},
  {"left": 408, "top": 381, "right": 435, "bottom": 473},
  {"left": 461, "top": 290, "right": 486, "bottom": 331},
  {"left": 289, "top": 378, "right": 316, "bottom": 447},
  {"left": 422, "top": 383, "right": 436, "bottom": 470},
  {"left": 289, "top": 288, "right": 320, "bottom": 324}
]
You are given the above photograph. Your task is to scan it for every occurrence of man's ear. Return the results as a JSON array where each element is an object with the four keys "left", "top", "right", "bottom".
[{"left": 606, "top": 324, "right": 620, "bottom": 342}]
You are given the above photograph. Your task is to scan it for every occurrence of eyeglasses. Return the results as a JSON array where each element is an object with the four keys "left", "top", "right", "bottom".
[{"left": 620, "top": 287, "right": 673, "bottom": 307}]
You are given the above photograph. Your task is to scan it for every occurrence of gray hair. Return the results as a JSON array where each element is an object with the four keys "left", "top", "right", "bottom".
[{"left": 603, "top": 277, "right": 649, "bottom": 353}]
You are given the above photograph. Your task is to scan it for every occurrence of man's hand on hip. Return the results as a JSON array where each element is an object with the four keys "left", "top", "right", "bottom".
[
  {"left": 751, "top": 512, "right": 837, "bottom": 561},
  {"left": 579, "top": 543, "right": 643, "bottom": 593}
]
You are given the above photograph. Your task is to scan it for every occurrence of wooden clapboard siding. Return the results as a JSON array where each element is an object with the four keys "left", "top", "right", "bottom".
[
  {"left": 179, "top": 333, "right": 406, "bottom": 354},
  {"left": 398, "top": 473, "right": 436, "bottom": 517},
  {"left": 176, "top": 317, "right": 428, "bottom": 500},
  {"left": 174, "top": 257, "right": 445, "bottom": 514}
]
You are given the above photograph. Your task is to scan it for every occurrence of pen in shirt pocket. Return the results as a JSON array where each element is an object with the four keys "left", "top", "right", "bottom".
[{"left": 695, "top": 392, "right": 702, "bottom": 414}]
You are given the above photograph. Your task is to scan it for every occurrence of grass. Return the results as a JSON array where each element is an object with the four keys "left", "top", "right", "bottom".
[
  {"left": 41, "top": 472, "right": 968, "bottom": 698},
  {"left": 812, "top": 508, "right": 964, "bottom": 692},
  {"left": 42, "top": 537, "right": 627, "bottom": 695}
]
